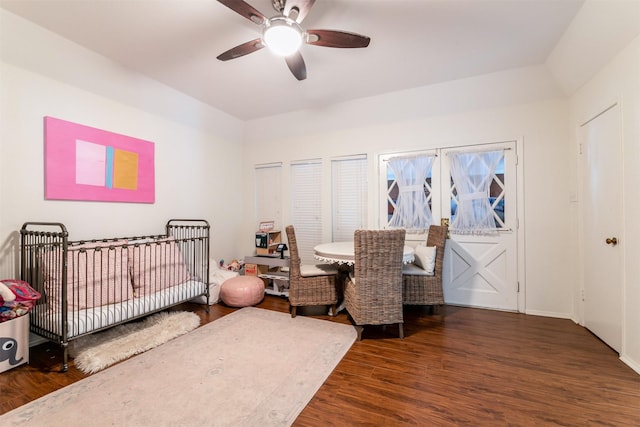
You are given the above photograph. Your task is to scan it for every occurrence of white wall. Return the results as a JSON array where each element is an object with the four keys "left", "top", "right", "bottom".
[
  {"left": 546, "top": 0, "right": 640, "bottom": 95},
  {"left": 570, "top": 35, "right": 640, "bottom": 373},
  {"left": 243, "top": 66, "right": 577, "bottom": 319},
  {"left": 0, "top": 10, "right": 246, "bottom": 277}
]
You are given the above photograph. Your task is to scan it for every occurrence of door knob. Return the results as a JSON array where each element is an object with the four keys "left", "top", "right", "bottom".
[{"left": 605, "top": 237, "right": 618, "bottom": 246}]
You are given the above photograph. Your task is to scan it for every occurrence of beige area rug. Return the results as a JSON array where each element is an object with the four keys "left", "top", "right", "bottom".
[
  {"left": 1, "top": 307, "right": 357, "bottom": 427},
  {"left": 69, "top": 311, "right": 201, "bottom": 374}
]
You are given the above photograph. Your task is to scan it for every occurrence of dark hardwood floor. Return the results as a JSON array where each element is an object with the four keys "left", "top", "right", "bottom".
[{"left": 1, "top": 296, "right": 639, "bottom": 426}]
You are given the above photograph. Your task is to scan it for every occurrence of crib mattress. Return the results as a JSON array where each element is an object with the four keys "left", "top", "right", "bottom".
[{"left": 33, "top": 280, "right": 207, "bottom": 338}]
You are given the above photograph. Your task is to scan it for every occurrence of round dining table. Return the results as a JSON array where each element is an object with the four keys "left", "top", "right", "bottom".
[
  {"left": 314, "top": 241, "right": 415, "bottom": 266},
  {"left": 313, "top": 241, "right": 414, "bottom": 315}
]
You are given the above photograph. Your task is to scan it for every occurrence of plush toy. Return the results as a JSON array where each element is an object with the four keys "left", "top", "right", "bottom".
[
  {"left": 227, "top": 259, "right": 241, "bottom": 271},
  {"left": 0, "top": 281, "right": 16, "bottom": 305}
]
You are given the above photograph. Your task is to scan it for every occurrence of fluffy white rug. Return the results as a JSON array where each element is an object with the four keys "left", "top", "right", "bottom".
[
  {"left": 69, "top": 311, "right": 200, "bottom": 374},
  {"left": 2, "top": 307, "right": 356, "bottom": 426}
]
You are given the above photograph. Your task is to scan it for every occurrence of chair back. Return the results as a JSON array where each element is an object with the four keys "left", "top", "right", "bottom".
[
  {"left": 285, "top": 225, "right": 302, "bottom": 279},
  {"left": 350, "top": 228, "right": 406, "bottom": 325},
  {"left": 426, "top": 224, "right": 448, "bottom": 280},
  {"left": 354, "top": 229, "right": 406, "bottom": 281}
]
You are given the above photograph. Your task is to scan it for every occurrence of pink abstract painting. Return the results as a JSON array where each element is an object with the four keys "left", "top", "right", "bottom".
[{"left": 44, "top": 117, "right": 155, "bottom": 203}]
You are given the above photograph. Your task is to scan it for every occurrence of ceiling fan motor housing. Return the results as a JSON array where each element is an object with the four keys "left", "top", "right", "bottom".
[{"left": 263, "top": 17, "right": 304, "bottom": 56}]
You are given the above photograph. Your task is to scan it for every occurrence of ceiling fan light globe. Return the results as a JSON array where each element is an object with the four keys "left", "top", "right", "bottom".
[{"left": 263, "top": 20, "right": 303, "bottom": 56}]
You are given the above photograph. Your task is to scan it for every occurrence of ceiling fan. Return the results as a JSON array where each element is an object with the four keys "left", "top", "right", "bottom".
[{"left": 216, "top": 0, "right": 371, "bottom": 81}]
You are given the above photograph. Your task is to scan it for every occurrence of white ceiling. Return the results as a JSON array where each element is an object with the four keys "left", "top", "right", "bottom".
[{"left": 0, "top": 0, "right": 590, "bottom": 120}]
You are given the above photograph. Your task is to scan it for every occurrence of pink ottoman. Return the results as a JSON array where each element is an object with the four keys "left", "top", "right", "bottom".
[{"left": 220, "top": 276, "right": 265, "bottom": 307}]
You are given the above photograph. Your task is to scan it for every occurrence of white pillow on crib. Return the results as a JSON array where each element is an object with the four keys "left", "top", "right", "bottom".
[{"left": 413, "top": 244, "right": 437, "bottom": 275}]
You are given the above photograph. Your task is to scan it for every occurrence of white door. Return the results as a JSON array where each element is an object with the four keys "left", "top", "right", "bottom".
[
  {"left": 580, "top": 104, "right": 623, "bottom": 353},
  {"left": 440, "top": 142, "right": 519, "bottom": 311}
]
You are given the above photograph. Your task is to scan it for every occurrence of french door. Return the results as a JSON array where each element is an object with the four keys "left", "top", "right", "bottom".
[
  {"left": 440, "top": 142, "right": 519, "bottom": 311},
  {"left": 380, "top": 141, "right": 520, "bottom": 311}
]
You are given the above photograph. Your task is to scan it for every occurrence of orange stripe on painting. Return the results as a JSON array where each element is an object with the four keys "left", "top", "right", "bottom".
[{"left": 113, "top": 149, "right": 139, "bottom": 190}]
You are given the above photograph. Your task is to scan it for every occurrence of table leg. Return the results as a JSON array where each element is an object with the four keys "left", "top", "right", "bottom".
[{"left": 329, "top": 266, "right": 350, "bottom": 315}]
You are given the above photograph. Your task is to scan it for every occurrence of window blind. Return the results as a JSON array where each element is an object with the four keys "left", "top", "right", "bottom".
[
  {"left": 254, "top": 163, "right": 282, "bottom": 230},
  {"left": 290, "top": 160, "right": 322, "bottom": 263},
  {"left": 332, "top": 155, "right": 367, "bottom": 241}
]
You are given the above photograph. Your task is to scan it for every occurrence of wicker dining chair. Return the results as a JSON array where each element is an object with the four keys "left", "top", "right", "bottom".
[
  {"left": 285, "top": 225, "right": 339, "bottom": 318},
  {"left": 344, "top": 228, "right": 406, "bottom": 340},
  {"left": 402, "top": 224, "right": 448, "bottom": 308}
]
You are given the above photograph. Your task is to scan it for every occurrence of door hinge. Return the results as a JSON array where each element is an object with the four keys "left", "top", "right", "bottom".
[
  {"left": 581, "top": 289, "right": 585, "bottom": 301},
  {"left": 517, "top": 281, "right": 520, "bottom": 292}
]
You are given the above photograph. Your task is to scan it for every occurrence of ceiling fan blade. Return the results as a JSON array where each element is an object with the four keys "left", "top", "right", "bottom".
[
  {"left": 217, "top": 0, "right": 267, "bottom": 25},
  {"left": 306, "top": 29, "right": 371, "bottom": 48},
  {"left": 285, "top": 52, "right": 307, "bottom": 81},
  {"left": 217, "top": 38, "right": 264, "bottom": 61},
  {"left": 284, "top": 0, "right": 316, "bottom": 23}
]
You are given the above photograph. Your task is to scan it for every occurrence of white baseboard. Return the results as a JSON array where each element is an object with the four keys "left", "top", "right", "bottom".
[
  {"left": 524, "top": 309, "right": 572, "bottom": 319},
  {"left": 620, "top": 354, "right": 640, "bottom": 376}
]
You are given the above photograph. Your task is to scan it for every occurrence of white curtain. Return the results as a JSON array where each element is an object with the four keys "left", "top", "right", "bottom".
[
  {"left": 449, "top": 150, "right": 502, "bottom": 235},
  {"left": 388, "top": 155, "right": 434, "bottom": 232}
]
